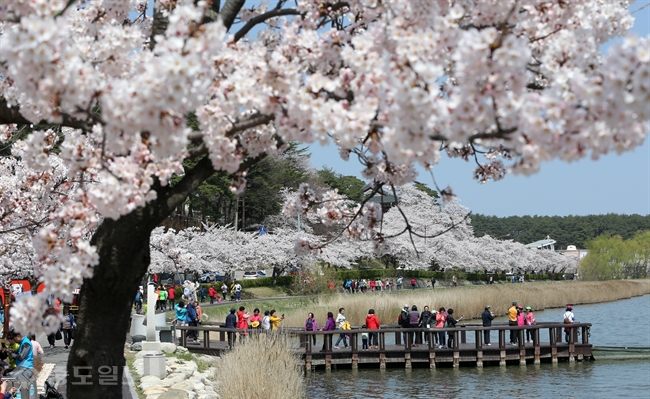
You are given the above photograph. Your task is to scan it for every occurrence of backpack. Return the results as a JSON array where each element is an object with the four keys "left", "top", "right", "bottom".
[
  {"left": 135, "top": 292, "right": 141, "bottom": 302},
  {"left": 400, "top": 310, "right": 410, "bottom": 327},
  {"left": 306, "top": 318, "right": 314, "bottom": 331}
]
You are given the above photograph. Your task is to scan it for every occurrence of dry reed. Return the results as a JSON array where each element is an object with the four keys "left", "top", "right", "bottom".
[
  {"left": 280, "top": 280, "right": 650, "bottom": 327},
  {"left": 216, "top": 332, "right": 305, "bottom": 399}
]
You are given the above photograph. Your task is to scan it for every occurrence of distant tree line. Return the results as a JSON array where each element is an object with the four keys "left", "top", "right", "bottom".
[
  {"left": 471, "top": 214, "right": 650, "bottom": 250},
  {"left": 580, "top": 231, "right": 650, "bottom": 280}
]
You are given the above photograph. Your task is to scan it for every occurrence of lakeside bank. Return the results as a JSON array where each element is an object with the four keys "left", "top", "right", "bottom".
[{"left": 201, "top": 279, "right": 650, "bottom": 327}]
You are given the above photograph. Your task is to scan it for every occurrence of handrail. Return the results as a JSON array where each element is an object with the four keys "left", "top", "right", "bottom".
[{"left": 175, "top": 322, "right": 591, "bottom": 333}]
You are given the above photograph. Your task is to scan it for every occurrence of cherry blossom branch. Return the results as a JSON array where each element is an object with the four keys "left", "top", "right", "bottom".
[
  {"left": 188, "top": 113, "right": 274, "bottom": 143},
  {"left": 0, "top": 97, "right": 93, "bottom": 131},
  {"left": 0, "top": 216, "right": 50, "bottom": 235},
  {"left": 234, "top": 8, "right": 302, "bottom": 42},
  {"left": 313, "top": 182, "right": 385, "bottom": 247},
  {"left": 221, "top": 0, "right": 247, "bottom": 31}
]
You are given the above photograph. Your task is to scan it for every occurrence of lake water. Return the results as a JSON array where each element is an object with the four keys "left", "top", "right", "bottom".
[{"left": 306, "top": 294, "right": 650, "bottom": 398}]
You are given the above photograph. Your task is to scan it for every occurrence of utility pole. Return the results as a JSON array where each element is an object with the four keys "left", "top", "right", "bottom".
[
  {"left": 2, "top": 279, "right": 11, "bottom": 339},
  {"left": 233, "top": 194, "right": 239, "bottom": 238}
]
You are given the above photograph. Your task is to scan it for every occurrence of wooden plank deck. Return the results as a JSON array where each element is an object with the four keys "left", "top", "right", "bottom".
[{"left": 176, "top": 322, "right": 593, "bottom": 369}]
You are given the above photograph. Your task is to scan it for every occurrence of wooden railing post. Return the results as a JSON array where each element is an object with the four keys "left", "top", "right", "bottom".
[
  {"left": 499, "top": 328, "right": 506, "bottom": 366},
  {"left": 549, "top": 327, "right": 558, "bottom": 363},
  {"left": 475, "top": 330, "right": 483, "bottom": 368},
  {"left": 305, "top": 332, "right": 312, "bottom": 354},
  {"left": 351, "top": 332, "right": 359, "bottom": 369},
  {"left": 518, "top": 328, "right": 526, "bottom": 366},
  {"left": 452, "top": 330, "right": 460, "bottom": 367},
  {"left": 534, "top": 327, "right": 540, "bottom": 365},
  {"left": 568, "top": 325, "right": 576, "bottom": 362},
  {"left": 379, "top": 332, "right": 386, "bottom": 369},
  {"left": 460, "top": 327, "right": 467, "bottom": 344}
]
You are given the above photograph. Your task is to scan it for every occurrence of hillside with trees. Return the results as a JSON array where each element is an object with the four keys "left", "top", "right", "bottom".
[{"left": 471, "top": 214, "right": 650, "bottom": 250}]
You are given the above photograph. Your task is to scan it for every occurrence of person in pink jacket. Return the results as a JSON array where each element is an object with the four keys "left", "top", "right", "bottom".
[
  {"left": 516, "top": 306, "right": 525, "bottom": 344},
  {"left": 525, "top": 306, "right": 536, "bottom": 343}
]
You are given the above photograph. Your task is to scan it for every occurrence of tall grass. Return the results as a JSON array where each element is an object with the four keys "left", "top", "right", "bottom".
[
  {"left": 216, "top": 333, "right": 304, "bottom": 399},
  {"left": 280, "top": 280, "right": 650, "bottom": 327}
]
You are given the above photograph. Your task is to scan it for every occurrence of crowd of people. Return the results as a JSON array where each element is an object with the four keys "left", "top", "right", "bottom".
[
  {"left": 217, "top": 300, "right": 579, "bottom": 351},
  {"left": 340, "top": 276, "right": 443, "bottom": 293},
  {"left": 135, "top": 281, "right": 245, "bottom": 315}
]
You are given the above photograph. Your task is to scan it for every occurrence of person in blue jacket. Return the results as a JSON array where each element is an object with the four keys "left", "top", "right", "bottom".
[
  {"left": 225, "top": 308, "right": 237, "bottom": 347},
  {"left": 8, "top": 330, "right": 34, "bottom": 370},
  {"left": 186, "top": 302, "right": 198, "bottom": 342}
]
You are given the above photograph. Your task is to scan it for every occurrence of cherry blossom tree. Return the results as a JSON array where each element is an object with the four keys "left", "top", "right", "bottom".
[{"left": 0, "top": 1, "right": 648, "bottom": 397}]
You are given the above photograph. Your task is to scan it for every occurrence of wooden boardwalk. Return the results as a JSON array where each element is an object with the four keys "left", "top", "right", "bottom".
[{"left": 176, "top": 322, "right": 593, "bottom": 370}]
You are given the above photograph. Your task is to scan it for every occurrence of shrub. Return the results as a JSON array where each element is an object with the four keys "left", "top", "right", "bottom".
[
  {"left": 288, "top": 269, "right": 338, "bottom": 295},
  {"left": 217, "top": 333, "right": 304, "bottom": 399}
]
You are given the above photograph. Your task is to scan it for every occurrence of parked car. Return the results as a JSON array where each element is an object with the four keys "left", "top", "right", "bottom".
[
  {"left": 199, "top": 272, "right": 217, "bottom": 283},
  {"left": 256, "top": 270, "right": 267, "bottom": 278},
  {"left": 242, "top": 271, "right": 258, "bottom": 279}
]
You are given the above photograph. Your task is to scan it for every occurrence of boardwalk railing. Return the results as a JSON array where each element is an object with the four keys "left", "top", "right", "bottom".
[{"left": 175, "top": 322, "right": 592, "bottom": 369}]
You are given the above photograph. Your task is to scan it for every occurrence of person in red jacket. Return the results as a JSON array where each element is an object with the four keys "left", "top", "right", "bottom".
[
  {"left": 168, "top": 285, "right": 175, "bottom": 309},
  {"left": 208, "top": 286, "right": 217, "bottom": 304},
  {"left": 365, "top": 309, "right": 381, "bottom": 349}
]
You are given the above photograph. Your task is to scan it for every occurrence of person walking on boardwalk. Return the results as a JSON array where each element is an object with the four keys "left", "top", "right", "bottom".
[
  {"left": 321, "top": 312, "right": 336, "bottom": 351},
  {"left": 525, "top": 306, "right": 536, "bottom": 343},
  {"left": 482, "top": 305, "right": 494, "bottom": 346},
  {"left": 304, "top": 312, "right": 319, "bottom": 346},
  {"left": 269, "top": 309, "right": 284, "bottom": 330},
  {"left": 173, "top": 301, "right": 188, "bottom": 326},
  {"left": 508, "top": 301, "right": 518, "bottom": 345},
  {"left": 236, "top": 306, "right": 249, "bottom": 338},
  {"left": 195, "top": 301, "right": 203, "bottom": 323},
  {"left": 262, "top": 310, "right": 271, "bottom": 331},
  {"left": 435, "top": 307, "right": 447, "bottom": 349},
  {"left": 399, "top": 304, "right": 410, "bottom": 344},
  {"left": 334, "top": 308, "right": 349, "bottom": 348},
  {"left": 516, "top": 306, "right": 525, "bottom": 344},
  {"left": 563, "top": 305, "right": 576, "bottom": 343},
  {"left": 366, "top": 309, "right": 380, "bottom": 349},
  {"left": 186, "top": 301, "right": 199, "bottom": 342},
  {"left": 419, "top": 306, "right": 434, "bottom": 344},
  {"left": 408, "top": 305, "right": 420, "bottom": 346},
  {"left": 225, "top": 308, "right": 237, "bottom": 347},
  {"left": 250, "top": 308, "right": 262, "bottom": 330},
  {"left": 445, "top": 309, "right": 463, "bottom": 348}
]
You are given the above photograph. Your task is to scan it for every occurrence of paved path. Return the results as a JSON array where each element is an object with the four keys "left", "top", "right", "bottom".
[{"left": 35, "top": 333, "right": 137, "bottom": 399}]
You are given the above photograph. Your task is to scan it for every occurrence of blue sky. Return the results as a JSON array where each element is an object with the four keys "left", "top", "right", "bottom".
[{"left": 307, "top": 2, "right": 650, "bottom": 217}]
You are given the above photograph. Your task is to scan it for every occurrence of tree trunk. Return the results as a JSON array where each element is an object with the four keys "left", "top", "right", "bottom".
[
  {"left": 66, "top": 156, "right": 220, "bottom": 398},
  {"left": 66, "top": 208, "right": 158, "bottom": 398}
]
